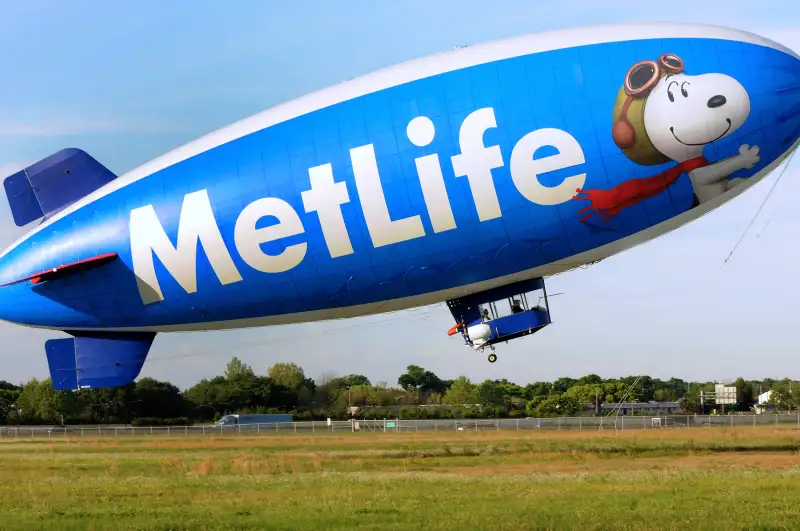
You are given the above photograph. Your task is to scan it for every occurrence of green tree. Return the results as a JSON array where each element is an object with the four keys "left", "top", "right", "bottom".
[
  {"left": 552, "top": 377, "right": 577, "bottom": 394},
  {"left": 338, "top": 374, "right": 371, "bottom": 387},
  {"left": 735, "top": 377, "right": 756, "bottom": 412},
  {"left": 183, "top": 376, "right": 231, "bottom": 418},
  {"left": 398, "top": 365, "right": 426, "bottom": 391},
  {"left": 679, "top": 391, "right": 701, "bottom": 414},
  {"left": 79, "top": 385, "right": 134, "bottom": 423},
  {"left": 768, "top": 379, "right": 796, "bottom": 411},
  {"left": 0, "top": 382, "right": 21, "bottom": 424},
  {"left": 268, "top": 363, "right": 316, "bottom": 406},
  {"left": 495, "top": 379, "right": 525, "bottom": 398},
  {"left": 268, "top": 363, "right": 306, "bottom": 390},
  {"left": 476, "top": 380, "right": 504, "bottom": 405},
  {"left": 523, "top": 382, "right": 552, "bottom": 400},
  {"left": 16, "top": 378, "right": 59, "bottom": 423},
  {"left": 529, "top": 394, "right": 581, "bottom": 417},
  {"left": 133, "top": 378, "right": 187, "bottom": 419},
  {"left": 397, "top": 365, "right": 448, "bottom": 396},
  {"left": 577, "top": 374, "right": 602, "bottom": 386},
  {"left": 443, "top": 376, "right": 477, "bottom": 405},
  {"left": 225, "top": 357, "right": 254, "bottom": 380}
]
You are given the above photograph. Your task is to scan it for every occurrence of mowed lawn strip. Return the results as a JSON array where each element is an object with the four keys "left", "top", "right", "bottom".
[{"left": 1, "top": 427, "right": 800, "bottom": 530}]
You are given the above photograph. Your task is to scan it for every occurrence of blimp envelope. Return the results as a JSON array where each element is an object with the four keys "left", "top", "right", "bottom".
[{"left": 0, "top": 23, "right": 797, "bottom": 389}]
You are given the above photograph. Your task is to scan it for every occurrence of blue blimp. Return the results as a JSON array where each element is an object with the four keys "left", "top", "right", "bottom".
[{"left": 0, "top": 22, "right": 798, "bottom": 389}]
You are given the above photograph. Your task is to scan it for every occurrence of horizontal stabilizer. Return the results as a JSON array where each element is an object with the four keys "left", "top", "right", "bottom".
[
  {"left": 0, "top": 253, "right": 118, "bottom": 287},
  {"left": 3, "top": 148, "right": 117, "bottom": 227},
  {"left": 45, "top": 331, "right": 157, "bottom": 391}
]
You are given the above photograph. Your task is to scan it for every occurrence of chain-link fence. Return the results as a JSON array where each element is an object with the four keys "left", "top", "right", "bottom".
[{"left": 1, "top": 413, "right": 798, "bottom": 438}]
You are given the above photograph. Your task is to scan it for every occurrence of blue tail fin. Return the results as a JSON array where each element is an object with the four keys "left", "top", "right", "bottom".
[
  {"left": 45, "top": 331, "right": 157, "bottom": 391},
  {"left": 3, "top": 148, "right": 117, "bottom": 227}
]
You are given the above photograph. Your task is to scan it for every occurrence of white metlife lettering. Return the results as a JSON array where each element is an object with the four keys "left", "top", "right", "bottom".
[
  {"left": 350, "top": 143, "right": 426, "bottom": 248},
  {"left": 130, "top": 105, "right": 588, "bottom": 305},
  {"left": 233, "top": 197, "right": 307, "bottom": 273},
  {"left": 510, "top": 128, "right": 587, "bottom": 205},
  {"left": 450, "top": 108, "right": 505, "bottom": 221},
  {"left": 407, "top": 116, "right": 456, "bottom": 233},
  {"left": 301, "top": 163, "right": 354, "bottom": 258},
  {"left": 130, "top": 189, "right": 243, "bottom": 305}
]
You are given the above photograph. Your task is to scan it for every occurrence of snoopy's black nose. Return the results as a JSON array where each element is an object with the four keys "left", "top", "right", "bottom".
[{"left": 707, "top": 95, "right": 727, "bottom": 108}]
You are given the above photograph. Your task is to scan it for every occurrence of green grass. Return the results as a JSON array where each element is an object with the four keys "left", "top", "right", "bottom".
[{"left": 2, "top": 427, "right": 800, "bottom": 530}]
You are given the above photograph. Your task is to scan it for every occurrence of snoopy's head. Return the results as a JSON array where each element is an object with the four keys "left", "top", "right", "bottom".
[{"left": 612, "top": 54, "right": 751, "bottom": 165}]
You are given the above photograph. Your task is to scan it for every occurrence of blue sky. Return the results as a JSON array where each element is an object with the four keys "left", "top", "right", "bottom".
[{"left": 0, "top": 1, "right": 798, "bottom": 389}]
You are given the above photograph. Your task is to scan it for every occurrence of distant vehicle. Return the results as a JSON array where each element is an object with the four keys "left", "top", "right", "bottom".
[
  {"left": 215, "top": 414, "right": 293, "bottom": 426},
  {"left": 0, "top": 22, "right": 797, "bottom": 387}
]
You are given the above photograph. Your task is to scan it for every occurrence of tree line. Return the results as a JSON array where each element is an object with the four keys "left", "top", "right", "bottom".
[{"left": 0, "top": 357, "right": 796, "bottom": 425}]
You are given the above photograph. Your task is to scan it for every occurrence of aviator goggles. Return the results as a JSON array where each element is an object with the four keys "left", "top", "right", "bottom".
[
  {"left": 612, "top": 53, "right": 685, "bottom": 150},
  {"left": 623, "top": 54, "right": 684, "bottom": 96}
]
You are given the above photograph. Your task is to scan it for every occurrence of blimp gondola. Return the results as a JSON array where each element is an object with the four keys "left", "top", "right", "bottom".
[{"left": 0, "top": 22, "right": 798, "bottom": 389}]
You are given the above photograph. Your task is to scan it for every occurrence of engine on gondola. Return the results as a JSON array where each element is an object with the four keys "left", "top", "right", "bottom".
[{"left": 445, "top": 278, "right": 553, "bottom": 363}]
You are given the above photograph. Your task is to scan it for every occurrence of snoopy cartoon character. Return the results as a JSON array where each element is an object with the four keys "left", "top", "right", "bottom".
[{"left": 574, "top": 54, "right": 760, "bottom": 223}]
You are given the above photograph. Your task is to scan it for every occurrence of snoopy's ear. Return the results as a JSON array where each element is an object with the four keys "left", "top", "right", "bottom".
[{"left": 613, "top": 118, "right": 636, "bottom": 149}]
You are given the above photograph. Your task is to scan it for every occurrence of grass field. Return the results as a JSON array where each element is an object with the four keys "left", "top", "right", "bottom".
[{"left": 3, "top": 427, "right": 800, "bottom": 530}]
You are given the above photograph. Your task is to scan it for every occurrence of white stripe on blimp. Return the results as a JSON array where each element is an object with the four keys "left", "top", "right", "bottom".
[{"left": 0, "top": 23, "right": 797, "bottom": 262}]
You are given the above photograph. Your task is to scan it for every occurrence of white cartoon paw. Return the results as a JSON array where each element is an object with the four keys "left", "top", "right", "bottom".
[{"left": 739, "top": 144, "right": 760, "bottom": 169}]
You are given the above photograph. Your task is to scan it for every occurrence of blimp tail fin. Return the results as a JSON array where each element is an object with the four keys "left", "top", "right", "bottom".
[
  {"left": 45, "top": 331, "right": 157, "bottom": 391},
  {"left": 3, "top": 148, "right": 117, "bottom": 227}
]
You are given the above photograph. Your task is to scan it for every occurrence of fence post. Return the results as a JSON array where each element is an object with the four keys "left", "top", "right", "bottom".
[
  {"left": 753, "top": 414, "right": 756, "bottom": 428},
  {"left": 558, "top": 417, "right": 561, "bottom": 430},
  {"left": 435, "top": 419, "right": 438, "bottom": 432},
  {"left": 516, "top": 418, "right": 519, "bottom": 431}
]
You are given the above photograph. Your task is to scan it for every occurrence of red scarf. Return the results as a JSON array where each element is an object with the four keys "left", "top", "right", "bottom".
[{"left": 573, "top": 156, "right": 709, "bottom": 223}]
